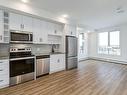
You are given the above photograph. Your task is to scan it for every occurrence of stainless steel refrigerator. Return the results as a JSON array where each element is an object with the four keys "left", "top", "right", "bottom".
[{"left": 66, "top": 36, "right": 78, "bottom": 70}]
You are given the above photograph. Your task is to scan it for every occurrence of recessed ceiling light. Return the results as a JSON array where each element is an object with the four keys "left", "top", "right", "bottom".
[
  {"left": 21, "top": 0, "right": 29, "bottom": 3},
  {"left": 62, "top": 14, "right": 69, "bottom": 18}
]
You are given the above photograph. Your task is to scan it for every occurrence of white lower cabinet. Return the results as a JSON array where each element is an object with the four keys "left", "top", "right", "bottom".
[
  {"left": 50, "top": 54, "right": 65, "bottom": 73},
  {"left": 0, "top": 59, "right": 9, "bottom": 89}
]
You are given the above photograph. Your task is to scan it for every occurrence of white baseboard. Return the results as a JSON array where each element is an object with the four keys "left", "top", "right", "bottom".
[
  {"left": 88, "top": 57, "right": 127, "bottom": 65},
  {"left": 79, "top": 57, "right": 89, "bottom": 62}
]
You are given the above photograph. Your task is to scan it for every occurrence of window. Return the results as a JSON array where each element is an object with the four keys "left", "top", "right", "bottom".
[
  {"left": 98, "top": 31, "right": 120, "bottom": 55},
  {"left": 98, "top": 32, "right": 108, "bottom": 54},
  {"left": 79, "top": 33, "right": 87, "bottom": 54}
]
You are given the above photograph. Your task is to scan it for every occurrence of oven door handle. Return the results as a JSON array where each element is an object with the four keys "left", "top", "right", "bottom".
[{"left": 10, "top": 56, "right": 35, "bottom": 61}]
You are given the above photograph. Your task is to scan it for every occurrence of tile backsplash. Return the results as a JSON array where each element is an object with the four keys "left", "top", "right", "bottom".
[
  {"left": 32, "top": 44, "right": 52, "bottom": 54},
  {"left": 2, "top": 44, "right": 60, "bottom": 57}
]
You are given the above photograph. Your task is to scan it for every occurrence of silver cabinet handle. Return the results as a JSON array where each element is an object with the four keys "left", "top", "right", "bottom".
[
  {"left": 0, "top": 62, "right": 3, "bottom": 63},
  {"left": 57, "top": 59, "right": 60, "bottom": 63},
  {"left": 23, "top": 24, "right": 24, "bottom": 29},
  {"left": 71, "top": 31, "right": 73, "bottom": 35},
  {"left": 0, "top": 69, "right": 3, "bottom": 71},
  {"left": 40, "top": 38, "right": 43, "bottom": 42},
  {"left": 0, "top": 35, "right": 2, "bottom": 41},
  {"left": 0, "top": 80, "right": 3, "bottom": 82},
  {"left": 54, "top": 30, "right": 57, "bottom": 34},
  {"left": 21, "top": 24, "right": 23, "bottom": 29}
]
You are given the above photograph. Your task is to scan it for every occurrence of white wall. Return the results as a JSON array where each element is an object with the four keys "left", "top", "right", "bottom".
[{"left": 88, "top": 23, "right": 127, "bottom": 63}]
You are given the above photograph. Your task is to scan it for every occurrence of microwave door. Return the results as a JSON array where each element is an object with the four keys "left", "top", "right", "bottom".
[{"left": 10, "top": 32, "right": 33, "bottom": 43}]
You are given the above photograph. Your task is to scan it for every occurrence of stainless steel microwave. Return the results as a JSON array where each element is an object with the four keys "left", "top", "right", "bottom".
[{"left": 10, "top": 31, "right": 33, "bottom": 43}]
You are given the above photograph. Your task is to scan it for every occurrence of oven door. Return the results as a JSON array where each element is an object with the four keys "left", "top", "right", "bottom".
[
  {"left": 10, "top": 57, "right": 35, "bottom": 77},
  {"left": 10, "top": 32, "right": 33, "bottom": 43}
]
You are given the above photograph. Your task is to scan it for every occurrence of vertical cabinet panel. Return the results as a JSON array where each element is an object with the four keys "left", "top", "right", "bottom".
[
  {"left": 0, "top": 10, "right": 9, "bottom": 43},
  {"left": 0, "top": 10, "right": 3, "bottom": 43}
]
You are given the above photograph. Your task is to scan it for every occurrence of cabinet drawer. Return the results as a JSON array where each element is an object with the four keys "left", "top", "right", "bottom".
[
  {"left": 0, "top": 64, "right": 9, "bottom": 75},
  {"left": 0, "top": 76, "right": 9, "bottom": 88},
  {"left": 0, "top": 60, "right": 9, "bottom": 64}
]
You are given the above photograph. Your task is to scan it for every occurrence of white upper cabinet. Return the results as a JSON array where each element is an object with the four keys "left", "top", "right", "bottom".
[
  {"left": 65, "top": 25, "right": 77, "bottom": 37},
  {"left": 33, "top": 18, "right": 48, "bottom": 44},
  {"left": 33, "top": 18, "right": 41, "bottom": 44},
  {"left": 10, "top": 13, "right": 33, "bottom": 32},
  {"left": 22, "top": 15, "right": 33, "bottom": 32},
  {"left": 10, "top": 13, "right": 22, "bottom": 31},
  {"left": 48, "top": 22, "right": 63, "bottom": 36},
  {"left": 41, "top": 20, "right": 48, "bottom": 43}
]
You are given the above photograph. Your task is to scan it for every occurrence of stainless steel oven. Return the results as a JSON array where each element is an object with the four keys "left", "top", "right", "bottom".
[
  {"left": 10, "top": 47, "right": 35, "bottom": 86},
  {"left": 10, "top": 31, "right": 33, "bottom": 43}
]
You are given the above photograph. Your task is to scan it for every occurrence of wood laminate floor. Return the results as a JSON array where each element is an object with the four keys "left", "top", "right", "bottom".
[{"left": 0, "top": 60, "right": 127, "bottom": 95}]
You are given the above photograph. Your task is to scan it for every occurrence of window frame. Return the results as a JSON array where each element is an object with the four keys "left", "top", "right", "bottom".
[
  {"left": 98, "top": 31, "right": 121, "bottom": 56},
  {"left": 79, "top": 32, "right": 87, "bottom": 54}
]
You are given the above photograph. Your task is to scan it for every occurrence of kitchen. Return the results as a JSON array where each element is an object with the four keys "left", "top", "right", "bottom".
[
  {"left": 1, "top": 0, "right": 127, "bottom": 95},
  {"left": 0, "top": 9, "right": 78, "bottom": 88}
]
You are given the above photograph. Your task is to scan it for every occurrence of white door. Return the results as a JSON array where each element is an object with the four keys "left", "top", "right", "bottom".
[
  {"left": 9, "top": 13, "right": 22, "bottom": 31},
  {"left": 22, "top": 15, "right": 33, "bottom": 32}
]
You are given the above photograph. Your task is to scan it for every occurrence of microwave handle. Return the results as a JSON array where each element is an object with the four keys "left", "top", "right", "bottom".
[{"left": 29, "top": 34, "right": 31, "bottom": 41}]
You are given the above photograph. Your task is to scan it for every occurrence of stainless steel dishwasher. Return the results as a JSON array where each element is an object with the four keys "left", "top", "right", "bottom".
[{"left": 36, "top": 55, "right": 50, "bottom": 77}]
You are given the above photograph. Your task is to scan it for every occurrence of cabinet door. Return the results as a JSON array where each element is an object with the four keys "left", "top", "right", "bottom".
[
  {"left": 71, "top": 26, "right": 77, "bottom": 36},
  {"left": 0, "top": 59, "right": 9, "bottom": 88},
  {"left": 54, "top": 24, "right": 63, "bottom": 36},
  {"left": 66, "top": 25, "right": 77, "bottom": 37},
  {"left": 50, "top": 54, "right": 65, "bottom": 73},
  {"left": 10, "top": 13, "right": 22, "bottom": 31},
  {"left": 47, "top": 22, "right": 55, "bottom": 35},
  {"left": 50, "top": 55, "right": 58, "bottom": 73},
  {"left": 56, "top": 54, "right": 65, "bottom": 70},
  {"left": 0, "top": 10, "right": 3, "bottom": 43},
  {"left": 41, "top": 20, "right": 48, "bottom": 44},
  {"left": 33, "top": 18, "right": 41, "bottom": 44},
  {"left": 22, "top": 16, "right": 33, "bottom": 32}
]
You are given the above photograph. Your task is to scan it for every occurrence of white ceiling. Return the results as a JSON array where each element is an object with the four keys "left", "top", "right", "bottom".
[{"left": 16, "top": 0, "right": 127, "bottom": 29}]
